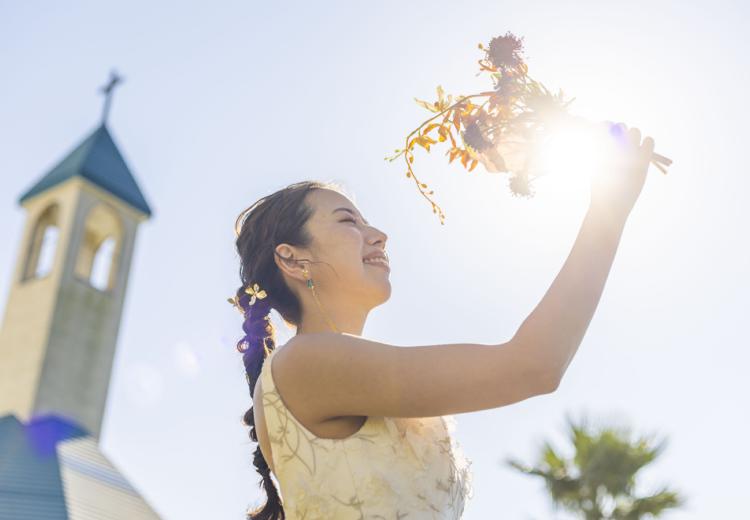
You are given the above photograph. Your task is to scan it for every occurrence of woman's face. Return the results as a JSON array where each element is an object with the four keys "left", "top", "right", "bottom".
[{"left": 286, "top": 188, "right": 391, "bottom": 310}]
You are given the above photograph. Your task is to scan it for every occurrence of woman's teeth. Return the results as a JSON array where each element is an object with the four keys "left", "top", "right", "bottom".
[{"left": 363, "top": 257, "right": 389, "bottom": 269}]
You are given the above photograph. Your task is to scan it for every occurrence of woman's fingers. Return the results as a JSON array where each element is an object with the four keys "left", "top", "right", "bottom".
[
  {"left": 594, "top": 120, "right": 660, "bottom": 164},
  {"left": 642, "top": 135, "right": 655, "bottom": 157}
]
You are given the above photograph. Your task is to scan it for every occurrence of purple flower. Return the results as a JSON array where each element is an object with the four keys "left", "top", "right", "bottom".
[
  {"left": 486, "top": 32, "right": 525, "bottom": 70},
  {"left": 462, "top": 121, "right": 493, "bottom": 152}
]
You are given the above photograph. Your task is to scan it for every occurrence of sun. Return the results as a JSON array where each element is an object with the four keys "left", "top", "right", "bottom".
[{"left": 531, "top": 118, "right": 614, "bottom": 185}]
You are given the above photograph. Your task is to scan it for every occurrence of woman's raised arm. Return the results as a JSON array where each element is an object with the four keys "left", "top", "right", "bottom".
[
  {"left": 512, "top": 204, "right": 627, "bottom": 385},
  {"left": 271, "top": 332, "right": 557, "bottom": 421},
  {"left": 514, "top": 123, "right": 654, "bottom": 384}
]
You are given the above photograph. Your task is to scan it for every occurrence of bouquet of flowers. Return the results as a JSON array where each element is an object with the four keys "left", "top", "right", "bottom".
[{"left": 385, "top": 31, "right": 672, "bottom": 225}]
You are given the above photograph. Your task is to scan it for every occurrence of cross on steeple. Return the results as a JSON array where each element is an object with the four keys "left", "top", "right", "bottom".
[{"left": 99, "top": 69, "right": 123, "bottom": 124}]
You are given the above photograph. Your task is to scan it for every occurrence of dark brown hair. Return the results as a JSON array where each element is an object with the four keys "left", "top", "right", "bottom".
[{"left": 232, "top": 179, "right": 347, "bottom": 519}]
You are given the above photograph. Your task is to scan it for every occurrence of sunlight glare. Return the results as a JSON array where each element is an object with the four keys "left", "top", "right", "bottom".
[{"left": 533, "top": 119, "right": 612, "bottom": 184}]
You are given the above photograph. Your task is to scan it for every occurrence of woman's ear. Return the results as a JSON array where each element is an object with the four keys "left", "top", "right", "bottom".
[{"left": 274, "top": 244, "right": 305, "bottom": 282}]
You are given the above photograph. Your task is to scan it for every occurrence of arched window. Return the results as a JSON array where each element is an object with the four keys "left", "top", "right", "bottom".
[
  {"left": 23, "top": 204, "right": 60, "bottom": 281},
  {"left": 74, "top": 204, "right": 123, "bottom": 292},
  {"left": 35, "top": 225, "right": 60, "bottom": 278},
  {"left": 89, "top": 236, "right": 116, "bottom": 290}
]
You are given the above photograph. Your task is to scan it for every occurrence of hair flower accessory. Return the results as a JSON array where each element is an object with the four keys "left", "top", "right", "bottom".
[
  {"left": 226, "top": 295, "right": 242, "bottom": 313},
  {"left": 226, "top": 282, "right": 268, "bottom": 314},
  {"left": 244, "top": 283, "right": 267, "bottom": 305}
]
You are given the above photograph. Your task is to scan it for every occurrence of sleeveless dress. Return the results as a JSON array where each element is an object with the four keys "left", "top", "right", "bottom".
[{"left": 259, "top": 345, "right": 474, "bottom": 519}]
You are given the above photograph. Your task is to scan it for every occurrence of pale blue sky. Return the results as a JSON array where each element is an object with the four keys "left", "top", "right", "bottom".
[{"left": 1, "top": 1, "right": 748, "bottom": 518}]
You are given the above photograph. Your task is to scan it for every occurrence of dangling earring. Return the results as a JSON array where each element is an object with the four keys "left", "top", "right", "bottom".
[
  {"left": 302, "top": 265, "right": 339, "bottom": 333},
  {"left": 303, "top": 267, "right": 314, "bottom": 289}
]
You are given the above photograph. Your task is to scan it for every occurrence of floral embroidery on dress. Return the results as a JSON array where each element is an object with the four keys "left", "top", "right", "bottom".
[
  {"left": 383, "top": 416, "right": 474, "bottom": 517},
  {"left": 263, "top": 384, "right": 342, "bottom": 477},
  {"left": 441, "top": 415, "right": 475, "bottom": 511},
  {"left": 260, "top": 347, "right": 474, "bottom": 519}
]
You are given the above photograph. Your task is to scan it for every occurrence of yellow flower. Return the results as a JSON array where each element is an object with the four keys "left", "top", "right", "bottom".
[
  {"left": 226, "top": 295, "right": 243, "bottom": 314},
  {"left": 244, "top": 283, "right": 267, "bottom": 305}
]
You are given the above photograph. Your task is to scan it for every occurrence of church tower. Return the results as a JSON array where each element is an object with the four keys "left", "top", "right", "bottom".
[
  {"left": 0, "top": 71, "right": 162, "bottom": 520},
  {"left": 0, "top": 72, "right": 152, "bottom": 440}
]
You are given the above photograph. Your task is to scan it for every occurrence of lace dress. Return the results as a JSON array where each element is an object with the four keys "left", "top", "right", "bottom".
[{"left": 259, "top": 345, "right": 474, "bottom": 519}]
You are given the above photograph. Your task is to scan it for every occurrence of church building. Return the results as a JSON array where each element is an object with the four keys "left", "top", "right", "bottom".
[{"left": 0, "top": 73, "right": 162, "bottom": 519}]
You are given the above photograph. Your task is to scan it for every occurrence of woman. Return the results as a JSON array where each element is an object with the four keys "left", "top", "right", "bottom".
[{"left": 231, "top": 122, "right": 655, "bottom": 519}]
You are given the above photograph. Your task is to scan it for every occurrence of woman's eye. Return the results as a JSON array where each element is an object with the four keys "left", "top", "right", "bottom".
[{"left": 341, "top": 218, "right": 356, "bottom": 224}]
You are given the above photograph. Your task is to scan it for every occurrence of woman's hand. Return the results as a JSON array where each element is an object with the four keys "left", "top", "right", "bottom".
[{"left": 589, "top": 121, "right": 655, "bottom": 222}]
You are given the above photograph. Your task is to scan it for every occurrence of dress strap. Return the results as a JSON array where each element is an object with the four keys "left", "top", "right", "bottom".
[
  {"left": 259, "top": 348, "right": 284, "bottom": 473},
  {"left": 259, "top": 347, "right": 324, "bottom": 479}
]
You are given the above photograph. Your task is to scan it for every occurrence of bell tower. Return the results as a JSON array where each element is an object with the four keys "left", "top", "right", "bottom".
[{"left": 0, "top": 71, "right": 153, "bottom": 439}]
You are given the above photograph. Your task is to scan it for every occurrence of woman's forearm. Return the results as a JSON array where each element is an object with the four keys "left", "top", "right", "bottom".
[{"left": 512, "top": 205, "right": 628, "bottom": 385}]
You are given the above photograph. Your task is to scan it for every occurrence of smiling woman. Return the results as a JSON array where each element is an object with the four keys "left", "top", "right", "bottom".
[
  {"left": 229, "top": 180, "right": 484, "bottom": 519},
  {"left": 228, "top": 128, "right": 650, "bottom": 517}
]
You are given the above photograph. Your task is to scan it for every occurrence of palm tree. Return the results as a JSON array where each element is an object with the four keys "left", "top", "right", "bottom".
[{"left": 505, "top": 413, "right": 686, "bottom": 520}]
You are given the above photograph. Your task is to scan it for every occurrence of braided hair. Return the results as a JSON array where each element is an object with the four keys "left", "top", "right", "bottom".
[{"left": 232, "top": 179, "right": 347, "bottom": 519}]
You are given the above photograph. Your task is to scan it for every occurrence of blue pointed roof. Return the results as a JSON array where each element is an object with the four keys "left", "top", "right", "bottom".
[
  {"left": 0, "top": 414, "right": 88, "bottom": 519},
  {"left": 0, "top": 414, "right": 162, "bottom": 519},
  {"left": 18, "top": 123, "right": 152, "bottom": 217}
]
